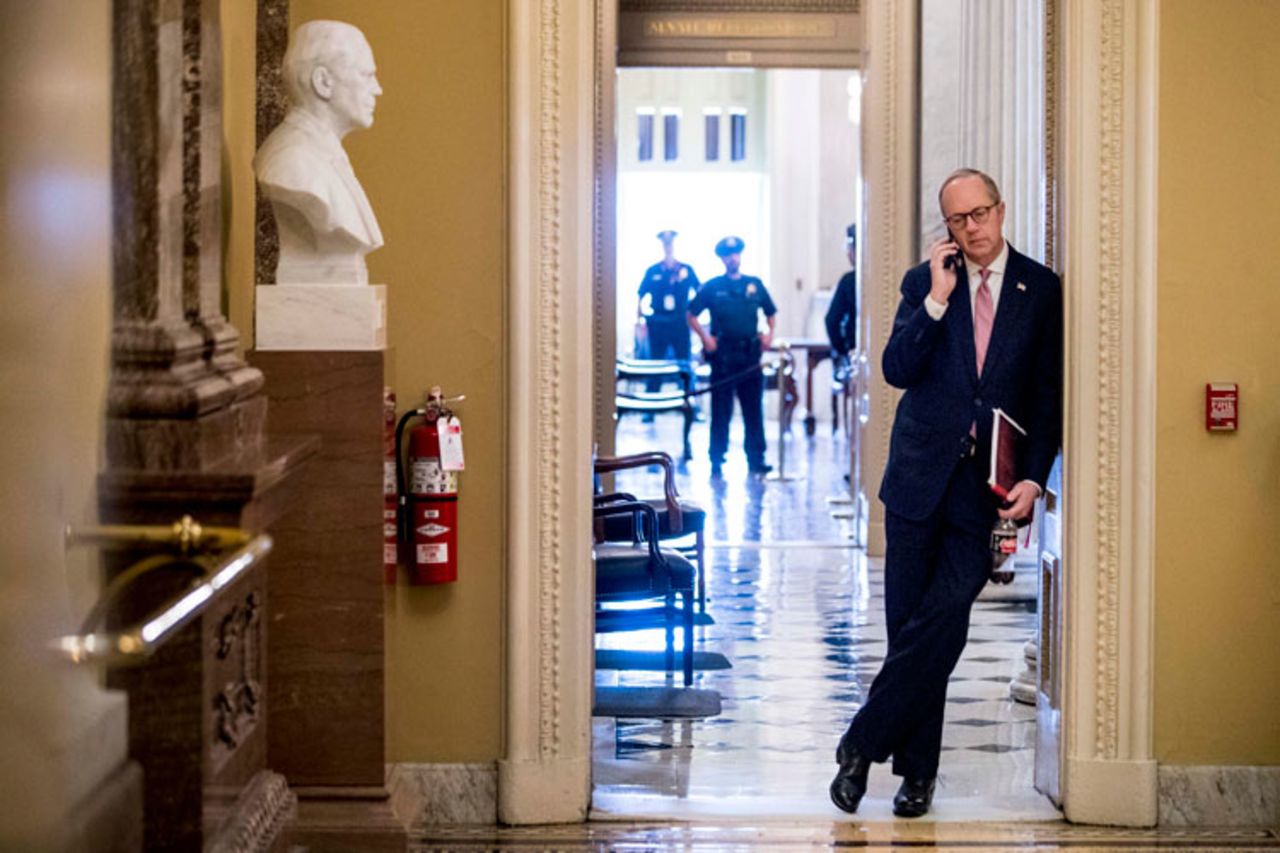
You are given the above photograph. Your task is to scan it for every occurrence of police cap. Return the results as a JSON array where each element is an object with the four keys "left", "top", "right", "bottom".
[
  {"left": 714, "top": 235, "right": 745, "bottom": 257},
  {"left": 656, "top": 229, "right": 678, "bottom": 242}
]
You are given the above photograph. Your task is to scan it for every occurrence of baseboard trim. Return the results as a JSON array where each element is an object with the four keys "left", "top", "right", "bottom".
[
  {"left": 1159, "top": 764, "right": 1280, "bottom": 826},
  {"left": 497, "top": 756, "right": 590, "bottom": 825},
  {"left": 1064, "top": 756, "right": 1158, "bottom": 827},
  {"left": 209, "top": 770, "right": 296, "bottom": 853},
  {"left": 388, "top": 763, "right": 496, "bottom": 826}
]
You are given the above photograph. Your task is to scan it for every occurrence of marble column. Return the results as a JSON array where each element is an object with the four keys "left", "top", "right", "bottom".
[
  {"left": 107, "top": 0, "right": 265, "bottom": 472},
  {"left": 919, "top": 0, "right": 1045, "bottom": 260},
  {"left": 860, "top": 0, "right": 919, "bottom": 556},
  {"left": 254, "top": 0, "right": 288, "bottom": 287},
  {"left": 956, "top": 0, "right": 1045, "bottom": 260},
  {"left": 98, "top": 1, "right": 305, "bottom": 848}
]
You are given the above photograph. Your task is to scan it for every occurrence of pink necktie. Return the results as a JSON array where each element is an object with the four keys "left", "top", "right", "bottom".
[{"left": 974, "top": 268, "right": 993, "bottom": 375}]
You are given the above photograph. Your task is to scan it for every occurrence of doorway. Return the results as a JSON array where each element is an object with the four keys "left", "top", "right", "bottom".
[
  {"left": 591, "top": 37, "right": 1058, "bottom": 816},
  {"left": 501, "top": 0, "right": 1161, "bottom": 828}
]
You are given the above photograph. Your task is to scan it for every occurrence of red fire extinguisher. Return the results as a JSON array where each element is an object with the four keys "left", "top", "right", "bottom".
[
  {"left": 395, "top": 388, "right": 464, "bottom": 585},
  {"left": 383, "top": 387, "right": 398, "bottom": 585}
]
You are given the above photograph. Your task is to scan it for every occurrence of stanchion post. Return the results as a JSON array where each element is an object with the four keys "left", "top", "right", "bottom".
[{"left": 767, "top": 345, "right": 802, "bottom": 482}]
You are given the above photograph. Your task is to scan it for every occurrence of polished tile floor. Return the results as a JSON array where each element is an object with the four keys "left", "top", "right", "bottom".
[
  {"left": 411, "top": 411, "right": 1280, "bottom": 850},
  {"left": 592, "top": 414, "right": 1055, "bottom": 823},
  {"left": 413, "top": 821, "right": 1280, "bottom": 851}
]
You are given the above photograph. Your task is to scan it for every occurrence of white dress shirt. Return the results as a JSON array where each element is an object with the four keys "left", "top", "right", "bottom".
[
  {"left": 919, "top": 241, "right": 1041, "bottom": 500},
  {"left": 923, "top": 240, "right": 1009, "bottom": 321}
]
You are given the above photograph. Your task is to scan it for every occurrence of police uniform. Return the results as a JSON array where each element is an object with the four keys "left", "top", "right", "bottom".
[
  {"left": 687, "top": 236, "right": 777, "bottom": 472},
  {"left": 638, "top": 232, "right": 701, "bottom": 369}
]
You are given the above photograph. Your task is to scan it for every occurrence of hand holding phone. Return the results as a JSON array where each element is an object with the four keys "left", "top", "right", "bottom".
[
  {"left": 929, "top": 228, "right": 962, "bottom": 305},
  {"left": 941, "top": 224, "right": 963, "bottom": 269}
]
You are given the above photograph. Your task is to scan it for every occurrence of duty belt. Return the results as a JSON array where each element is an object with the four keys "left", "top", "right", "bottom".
[{"left": 717, "top": 337, "right": 758, "bottom": 354}]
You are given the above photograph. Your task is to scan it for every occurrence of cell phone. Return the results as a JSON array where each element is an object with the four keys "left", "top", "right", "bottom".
[{"left": 941, "top": 226, "right": 962, "bottom": 270}]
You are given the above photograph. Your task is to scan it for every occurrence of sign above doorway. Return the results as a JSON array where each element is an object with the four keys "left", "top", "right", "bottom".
[{"left": 619, "top": 0, "right": 863, "bottom": 68}]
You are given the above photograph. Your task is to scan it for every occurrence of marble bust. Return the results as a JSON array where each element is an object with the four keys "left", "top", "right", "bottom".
[{"left": 255, "top": 20, "right": 384, "bottom": 285}]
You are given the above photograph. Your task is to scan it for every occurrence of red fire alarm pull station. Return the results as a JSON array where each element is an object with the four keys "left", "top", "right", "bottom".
[{"left": 1205, "top": 383, "right": 1238, "bottom": 431}]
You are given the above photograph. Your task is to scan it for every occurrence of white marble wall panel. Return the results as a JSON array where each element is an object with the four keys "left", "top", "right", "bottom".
[
  {"left": 1158, "top": 765, "right": 1280, "bottom": 827},
  {"left": 389, "top": 763, "right": 497, "bottom": 826}
]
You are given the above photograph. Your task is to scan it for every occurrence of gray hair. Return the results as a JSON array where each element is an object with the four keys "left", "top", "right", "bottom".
[
  {"left": 282, "top": 20, "right": 367, "bottom": 107},
  {"left": 937, "top": 168, "right": 1002, "bottom": 210}
]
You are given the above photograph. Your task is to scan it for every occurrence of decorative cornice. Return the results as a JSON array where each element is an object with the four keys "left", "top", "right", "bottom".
[
  {"left": 1094, "top": 0, "right": 1124, "bottom": 761},
  {"left": 537, "top": 0, "right": 565, "bottom": 760},
  {"left": 621, "top": 0, "right": 858, "bottom": 11}
]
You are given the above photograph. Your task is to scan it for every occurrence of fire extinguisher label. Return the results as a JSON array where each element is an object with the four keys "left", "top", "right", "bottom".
[
  {"left": 416, "top": 522, "right": 450, "bottom": 538},
  {"left": 411, "top": 459, "right": 458, "bottom": 494},
  {"left": 440, "top": 417, "right": 465, "bottom": 471},
  {"left": 418, "top": 543, "right": 448, "bottom": 564}
]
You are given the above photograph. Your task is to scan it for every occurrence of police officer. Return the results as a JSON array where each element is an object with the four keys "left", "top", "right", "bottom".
[
  {"left": 637, "top": 230, "right": 701, "bottom": 392},
  {"left": 687, "top": 236, "right": 777, "bottom": 477}
]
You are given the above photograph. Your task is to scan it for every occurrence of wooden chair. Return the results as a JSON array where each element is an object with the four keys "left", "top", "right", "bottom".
[
  {"left": 593, "top": 499, "right": 696, "bottom": 686},
  {"left": 594, "top": 451, "right": 708, "bottom": 613},
  {"left": 614, "top": 358, "right": 696, "bottom": 461}
]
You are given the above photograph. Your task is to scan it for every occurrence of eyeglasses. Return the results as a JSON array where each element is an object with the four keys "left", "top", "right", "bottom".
[{"left": 943, "top": 202, "right": 999, "bottom": 229}]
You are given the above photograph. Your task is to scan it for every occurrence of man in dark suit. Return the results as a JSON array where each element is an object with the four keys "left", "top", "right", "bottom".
[
  {"left": 825, "top": 223, "right": 858, "bottom": 357},
  {"left": 830, "top": 169, "right": 1062, "bottom": 818}
]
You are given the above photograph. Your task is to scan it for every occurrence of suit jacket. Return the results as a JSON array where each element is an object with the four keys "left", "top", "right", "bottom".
[
  {"left": 825, "top": 269, "right": 858, "bottom": 353},
  {"left": 879, "top": 245, "right": 1062, "bottom": 522}
]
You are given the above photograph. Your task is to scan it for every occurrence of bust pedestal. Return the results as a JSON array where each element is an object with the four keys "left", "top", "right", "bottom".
[
  {"left": 256, "top": 284, "right": 387, "bottom": 351},
  {"left": 248, "top": 349, "right": 407, "bottom": 851}
]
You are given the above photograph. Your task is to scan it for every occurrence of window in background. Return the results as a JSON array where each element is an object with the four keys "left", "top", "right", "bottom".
[
  {"left": 662, "top": 108, "right": 681, "bottom": 161},
  {"left": 730, "top": 108, "right": 748, "bottom": 162},
  {"left": 637, "top": 107, "right": 655, "bottom": 161},
  {"left": 704, "top": 108, "right": 721, "bottom": 162}
]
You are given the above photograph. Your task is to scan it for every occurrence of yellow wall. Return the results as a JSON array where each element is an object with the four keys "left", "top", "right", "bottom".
[
  {"left": 223, "top": 0, "right": 257, "bottom": 345},
  {"left": 1156, "top": 0, "right": 1280, "bottom": 764},
  {"left": 225, "top": 1, "right": 508, "bottom": 762}
]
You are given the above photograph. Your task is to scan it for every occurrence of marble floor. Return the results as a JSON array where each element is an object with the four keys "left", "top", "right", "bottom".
[
  {"left": 410, "top": 411, "right": 1280, "bottom": 850},
  {"left": 592, "top": 412, "right": 1055, "bottom": 823},
  {"left": 413, "top": 821, "right": 1280, "bottom": 851}
]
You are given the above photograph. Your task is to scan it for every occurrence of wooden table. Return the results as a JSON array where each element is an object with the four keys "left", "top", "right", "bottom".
[{"left": 776, "top": 338, "right": 839, "bottom": 436}]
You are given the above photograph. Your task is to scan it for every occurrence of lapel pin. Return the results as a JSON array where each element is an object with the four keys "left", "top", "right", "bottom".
[{"left": 1016, "top": 282, "right": 1027, "bottom": 292}]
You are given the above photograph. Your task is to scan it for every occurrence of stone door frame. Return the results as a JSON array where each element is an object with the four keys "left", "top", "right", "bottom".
[{"left": 500, "top": 0, "right": 1160, "bottom": 827}]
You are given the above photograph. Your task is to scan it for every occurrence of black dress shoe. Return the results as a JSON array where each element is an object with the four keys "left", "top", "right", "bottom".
[
  {"left": 748, "top": 463, "right": 773, "bottom": 475},
  {"left": 892, "top": 777, "right": 936, "bottom": 818},
  {"left": 829, "top": 734, "right": 871, "bottom": 814}
]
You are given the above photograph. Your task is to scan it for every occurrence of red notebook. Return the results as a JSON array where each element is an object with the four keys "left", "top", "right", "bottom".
[{"left": 988, "top": 408, "right": 1027, "bottom": 500}]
